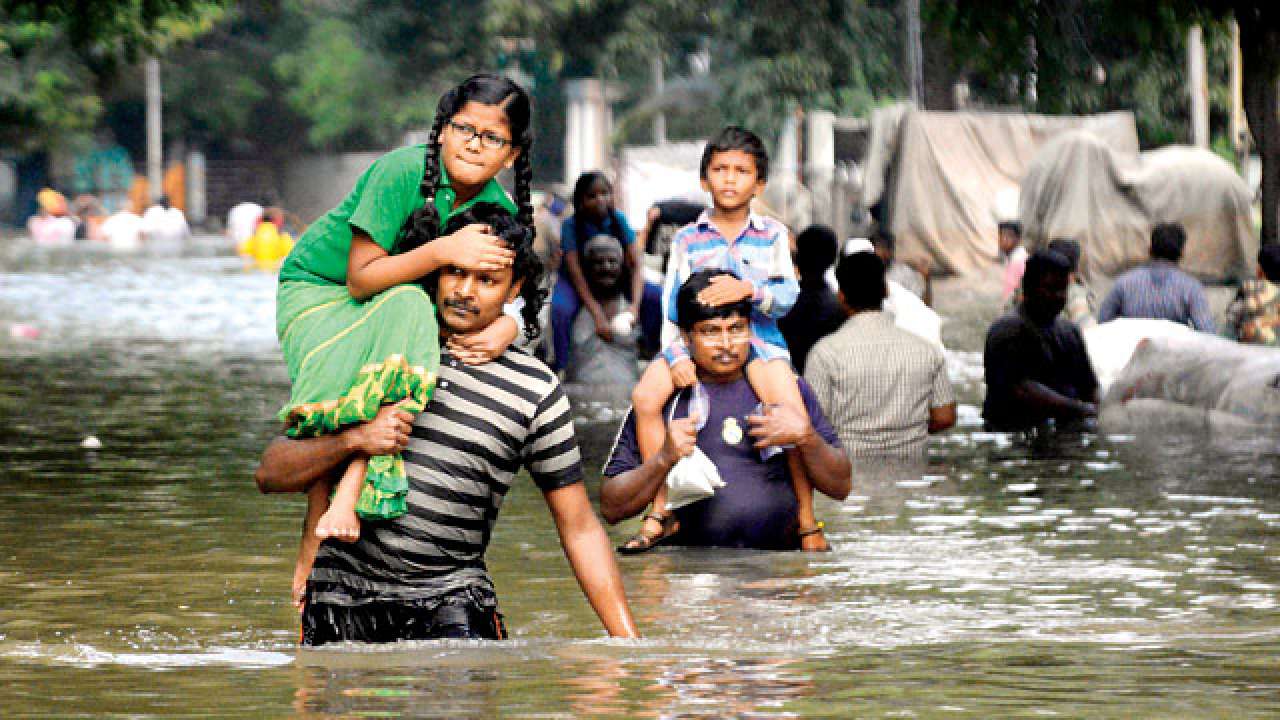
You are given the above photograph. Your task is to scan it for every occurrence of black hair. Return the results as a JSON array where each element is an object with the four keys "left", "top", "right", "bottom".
[
  {"left": 1022, "top": 249, "right": 1073, "bottom": 292},
  {"left": 1047, "top": 237, "right": 1081, "bottom": 272},
  {"left": 997, "top": 221, "right": 1022, "bottom": 236},
  {"left": 871, "top": 227, "right": 895, "bottom": 252},
  {"left": 794, "top": 224, "right": 839, "bottom": 279},
  {"left": 676, "top": 269, "right": 753, "bottom": 331},
  {"left": 1259, "top": 244, "right": 1280, "bottom": 283},
  {"left": 835, "top": 251, "right": 888, "bottom": 312},
  {"left": 1150, "top": 222, "right": 1186, "bottom": 263},
  {"left": 425, "top": 202, "right": 546, "bottom": 341},
  {"left": 699, "top": 126, "right": 769, "bottom": 181},
  {"left": 570, "top": 170, "right": 628, "bottom": 253},
  {"left": 397, "top": 74, "right": 535, "bottom": 255}
]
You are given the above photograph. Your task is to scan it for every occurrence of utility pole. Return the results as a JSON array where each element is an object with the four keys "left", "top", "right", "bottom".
[
  {"left": 905, "top": 0, "right": 924, "bottom": 106},
  {"left": 651, "top": 56, "right": 666, "bottom": 145},
  {"left": 1228, "top": 19, "right": 1248, "bottom": 174},
  {"left": 1187, "top": 25, "right": 1210, "bottom": 148},
  {"left": 145, "top": 56, "right": 163, "bottom": 202}
]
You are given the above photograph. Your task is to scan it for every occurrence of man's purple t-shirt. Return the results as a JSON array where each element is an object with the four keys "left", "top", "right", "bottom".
[{"left": 603, "top": 377, "right": 841, "bottom": 550}]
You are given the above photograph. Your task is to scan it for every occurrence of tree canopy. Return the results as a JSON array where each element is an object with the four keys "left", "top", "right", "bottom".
[{"left": 6, "top": 0, "right": 1276, "bottom": 240}]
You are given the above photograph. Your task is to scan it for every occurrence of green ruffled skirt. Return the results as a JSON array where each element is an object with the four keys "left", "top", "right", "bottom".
[{"left": 276, "top": 281, "right": 440, "bottom": 519}]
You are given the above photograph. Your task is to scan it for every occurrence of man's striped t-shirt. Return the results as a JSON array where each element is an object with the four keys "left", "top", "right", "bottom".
[{"left": 310, "top": 347, "right": 583, "bottom": 606}]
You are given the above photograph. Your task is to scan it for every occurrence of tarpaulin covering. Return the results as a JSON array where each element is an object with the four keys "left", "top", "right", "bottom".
[
  {"left": 861, "top": 107, "right": 1139, "bottom": 276},
  {"left": 1021, "top": 134, "right": 1256, "bottom": 284},
  {"left": 1101, "top": 331, "right": 1280, "bottom": 426}
]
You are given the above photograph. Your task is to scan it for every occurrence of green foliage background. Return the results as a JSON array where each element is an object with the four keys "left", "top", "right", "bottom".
[{"left": 0, "top": 0, "right": 1258, "bottom": 171}]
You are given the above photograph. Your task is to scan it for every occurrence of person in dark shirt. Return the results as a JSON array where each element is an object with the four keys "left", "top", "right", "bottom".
[
  {"left": 599, "top": 270, "right": 851, "bottom": 551},
  {"left": 779, "top": 224, "right": 845, "bottom": 374},
  {"left": 641, "top": 199, "right": 707, "bottom": 267},
  {"left": 983, "top": 249, "right": 1099, "bottom": 431}
]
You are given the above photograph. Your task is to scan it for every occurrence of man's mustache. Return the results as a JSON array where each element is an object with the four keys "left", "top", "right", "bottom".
[{"left": 442, "top": 297, "right": 479, "bottom": 315}]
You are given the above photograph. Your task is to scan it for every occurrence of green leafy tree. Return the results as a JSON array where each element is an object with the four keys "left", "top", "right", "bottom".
[
  {"left": 0, "top": 0, "right": 225, "bottom": 154},
  {"left": 488, "top": 0, "right": 904, "bottom": 146}
]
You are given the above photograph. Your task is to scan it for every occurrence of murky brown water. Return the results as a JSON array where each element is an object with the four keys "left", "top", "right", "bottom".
[{"left": 1, "top": 240, "right": 1276, "bottom": 718}]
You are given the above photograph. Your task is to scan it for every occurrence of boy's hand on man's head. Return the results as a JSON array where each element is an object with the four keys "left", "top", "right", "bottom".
[
  {"left": 696, "top": 274, "right": 755, "bottom": 307},
  {"left": 670, "top": 359, "right": 698, "bottom": 389}
]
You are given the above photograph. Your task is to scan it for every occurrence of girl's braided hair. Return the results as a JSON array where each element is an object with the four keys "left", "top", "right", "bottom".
[{"left": 397, "top": 74, "right": 535, "bottom": 255}]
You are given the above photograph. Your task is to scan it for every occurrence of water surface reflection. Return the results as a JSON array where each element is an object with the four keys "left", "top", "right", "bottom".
[{"left": 0, "top": 242, "right": 1276, "bottom": 717}]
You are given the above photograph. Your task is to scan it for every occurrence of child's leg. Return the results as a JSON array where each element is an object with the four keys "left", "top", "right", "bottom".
[
  {"left": 315, "top": 455, "right": 367, "bottom": 543},
  {"left": 621, "top": 359, "right": 677, "bottom": 550},
  {"left": 293, "top": 478, "right": 330, "bottom": 610},
  {"left": 746, "top": 358, "right": 830, "bottom": 552}
]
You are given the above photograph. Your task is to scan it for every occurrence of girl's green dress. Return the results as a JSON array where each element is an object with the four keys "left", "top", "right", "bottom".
[{"left": 276, "top": 144, "right": 518, "bottom": 519}]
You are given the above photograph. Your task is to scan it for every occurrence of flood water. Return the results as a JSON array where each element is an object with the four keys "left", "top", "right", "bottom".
[{"left": 1, "top": 239, "right": 1277, "bottom": 718}]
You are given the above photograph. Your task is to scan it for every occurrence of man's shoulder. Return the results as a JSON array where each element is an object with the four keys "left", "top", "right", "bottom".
[
  {"left": 670, "top": 218, "right": 707, "bottom": 246},
  {"left": 1048, "top": 315, "right": 1086, "bottom": 343},
  {"left": 1172, "top": 266, "right": 1206, "bottom": 291},
  {"left": 807, "top": 321, "right": 849, "bottom": 362},
  {"left": 1113, "top": 264, "right": 1149, "bottom": 286},
  {"left": 883, "top": 320, "right": 945, "bottom": 359},
  {"left": 495, "top": 347, "right": 561, "bottom": 390},
  {"left": 753, "top": 214, "right": 790, "bottom": 240},
  {"left": 454, "top": 347, "right": 565, "bottom": 411},
  {"left": 986, "top": 310, "right": 1028, "bottom": 342}
]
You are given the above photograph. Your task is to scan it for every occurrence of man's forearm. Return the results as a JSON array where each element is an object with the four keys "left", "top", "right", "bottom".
[
  {"left": 794, "top": 431, "right": 852, "bottom": 501},
  {"left": 255, "top": 432, "right": 355, "bottom": 494},
  {"left": 599, "top": 449, "right": 677, "bottom": 523},
  {"left": 1013, "top": 380, "right": 1095, "bottom": 419},
  {"left": 546, "top": 484, "right": 640, "bottom": 638}
]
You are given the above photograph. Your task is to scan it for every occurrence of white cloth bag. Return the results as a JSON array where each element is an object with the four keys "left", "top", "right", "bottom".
[{"left": 663, "top": 383, "right": 726, "bottom": 510}]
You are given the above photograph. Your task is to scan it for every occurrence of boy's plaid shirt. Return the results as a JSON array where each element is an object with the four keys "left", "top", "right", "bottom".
[{"left": 659, "top": 211, "right": 799, "bottom": 365}]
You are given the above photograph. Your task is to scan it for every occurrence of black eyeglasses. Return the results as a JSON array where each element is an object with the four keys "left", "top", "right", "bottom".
[{"left": 448, "top": 121, "right": 511, "bottom": 150}]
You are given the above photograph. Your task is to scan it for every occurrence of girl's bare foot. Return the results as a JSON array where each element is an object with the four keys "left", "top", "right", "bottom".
[{"left": 315, "top": 506, "right": 361, "bottom": 543}]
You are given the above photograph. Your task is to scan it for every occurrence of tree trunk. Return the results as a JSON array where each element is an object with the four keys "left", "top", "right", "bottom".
[{"left": 1239, "top": 22, "right": 1280, "bottom": 246}]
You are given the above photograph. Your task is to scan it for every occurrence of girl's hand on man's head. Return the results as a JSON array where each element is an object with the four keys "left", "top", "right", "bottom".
[{"left": 439, "top": 223, "right": 514, "bottom": 271}]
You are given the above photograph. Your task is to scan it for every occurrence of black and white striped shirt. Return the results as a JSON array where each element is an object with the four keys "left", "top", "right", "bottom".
[{"left": 310, "top": 347, "right": 583, "bottom": 606}]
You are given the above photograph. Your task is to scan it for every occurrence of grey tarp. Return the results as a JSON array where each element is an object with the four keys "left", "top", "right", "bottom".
[
  {"left": 861, "top": 107, "right": 1139, "bottom": 276},
  {"left": 1020, "top": 133, "right": 1256, "bottom": 283},
  {"left": 1101, "top": 332, "right": 1280, "bottom": 427}
]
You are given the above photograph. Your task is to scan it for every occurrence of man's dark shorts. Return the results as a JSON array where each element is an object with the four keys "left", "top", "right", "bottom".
[{"left": 301, "top": 583, "right": 507, "bottom": 646}]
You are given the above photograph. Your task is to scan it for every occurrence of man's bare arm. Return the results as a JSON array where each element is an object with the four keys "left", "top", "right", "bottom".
[
  {"left": 1012, "top": 380, "right": 1097, "bottom": 420},
  {"left": 543, "top": 482, "right": 640, "bottom": 638},
  {"left": 928, "top": 403, "right": 957, "bottom": 433},
  {"left": 254, "top": 406, "right": 414, "bottom": 494},
  {"left": 598, "top": 416, "right": 697, "bottom": 524}
]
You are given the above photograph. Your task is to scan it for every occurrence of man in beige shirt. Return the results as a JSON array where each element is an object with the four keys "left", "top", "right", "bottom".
[{"left": 805, "top": 252, "right": 956, "bottom": 458}]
